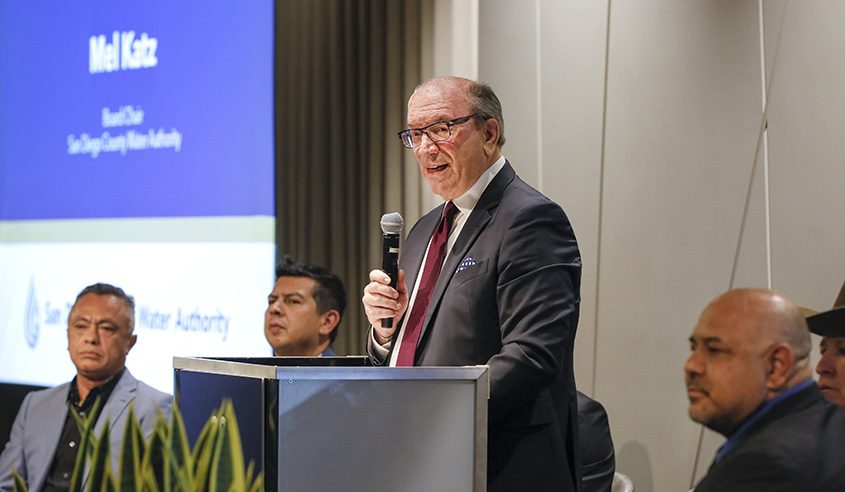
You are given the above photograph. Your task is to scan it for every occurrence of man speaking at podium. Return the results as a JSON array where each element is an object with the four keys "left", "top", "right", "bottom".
[{"left": 362, "top": 77, "right": 582, "bottom": 491}]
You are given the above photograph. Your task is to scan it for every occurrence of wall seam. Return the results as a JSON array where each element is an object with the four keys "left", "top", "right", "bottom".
[
  {"left": 758, "top": 0, "right": 773, "bottom": 289},
  {"left": 592, "top": 0, "right": 613, "bottom": 397},
  {"left": 693, "top": 2, "right": 789, "bottom": 487},
  {"left": 535, "top": 0, "right": 543, "bottom": 191}
]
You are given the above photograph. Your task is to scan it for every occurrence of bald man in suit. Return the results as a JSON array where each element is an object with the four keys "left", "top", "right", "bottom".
[{"left": 686, "top": 289, "right": 845, "bottom": 491}]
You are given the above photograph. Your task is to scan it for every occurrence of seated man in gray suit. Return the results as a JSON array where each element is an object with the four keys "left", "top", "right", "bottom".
[
  {"left": 686, "top": 288, "right": 845, "bottom": 491},
  {"left": 0, "top": 283, "right": 172, "bottom": 492}
]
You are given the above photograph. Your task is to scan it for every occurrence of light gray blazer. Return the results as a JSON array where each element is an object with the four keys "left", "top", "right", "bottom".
[{"left": 0, "top": 369, "right": 172, "bottom": 492}]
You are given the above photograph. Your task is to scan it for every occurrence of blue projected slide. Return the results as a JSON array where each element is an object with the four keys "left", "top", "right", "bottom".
[
  {"left": 0, "top": 1, "right": 273, "bottom": 219},
  {"left": 0, "top": 0, "right": 276, "bottom": 393}
]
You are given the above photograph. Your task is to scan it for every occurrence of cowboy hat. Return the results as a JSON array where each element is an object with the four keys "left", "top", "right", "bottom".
[{"left": 807, "top": 281, "right": 845, "bottom": 337}]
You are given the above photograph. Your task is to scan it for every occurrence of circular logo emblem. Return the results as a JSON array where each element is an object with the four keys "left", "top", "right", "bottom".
[{"left": 24, "top": 279, "right": 40, "bottom": 349}]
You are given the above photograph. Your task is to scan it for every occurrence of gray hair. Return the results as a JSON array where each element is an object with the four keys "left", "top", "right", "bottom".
[
  {"left": 72, "top": 282, "right": 136, "bottom": 332},
  {"left": 467, "top": 80, "right": 506, "bottom": 147}
]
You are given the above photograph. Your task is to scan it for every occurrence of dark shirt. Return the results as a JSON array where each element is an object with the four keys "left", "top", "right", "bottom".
[{"left": 41, "top": 369, "right": 124, "bottom": 492}]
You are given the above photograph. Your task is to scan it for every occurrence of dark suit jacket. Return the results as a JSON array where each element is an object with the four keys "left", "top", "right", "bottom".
[
  {"left": 0, "top": 369, "right": 172, "bottom": 492},
  {"left": 694, "top": 383, "right": 845, "bottom": 492},
  {"left": 374, "top": 162, "right": 582, "bottom": 491},
  {"left": 577, "top": 392, "right": 615, "bottom": 492}
]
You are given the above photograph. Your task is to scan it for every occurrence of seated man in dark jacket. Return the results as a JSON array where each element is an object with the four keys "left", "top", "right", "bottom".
[{"left": 685, "top": 288, "right": 845, "bottom": 491}]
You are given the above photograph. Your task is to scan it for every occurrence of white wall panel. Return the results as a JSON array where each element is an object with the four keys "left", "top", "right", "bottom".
[
  {"left": 591, "top": 3, "right": 764, "bottom": 489},
  {"left": 536, "top": 0, "right": 610, "bottom": 395},
  {"left": 478, "top": 0, "right": 609, "bottom": 393},
  {"left": 437, "top": 0, "right": 845, "bottom": 489},
  {"left": 765, "top": 1, "right": 845, "bottom": 309},
  {"left": 477, "top": 1, "right": 764, "bottom": 490},
  {"left": 478, "top": 0, "right": 541, "bottom": 187}
]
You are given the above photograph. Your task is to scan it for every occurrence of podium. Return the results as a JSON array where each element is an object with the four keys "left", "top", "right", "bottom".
[{"left": 173, "top": 356, "right": 489, "bottom": 492}]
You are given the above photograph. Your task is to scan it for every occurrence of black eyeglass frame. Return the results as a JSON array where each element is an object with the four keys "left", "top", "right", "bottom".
[{"left": 397, "top": 114, "right": 484, "bottom": 148}]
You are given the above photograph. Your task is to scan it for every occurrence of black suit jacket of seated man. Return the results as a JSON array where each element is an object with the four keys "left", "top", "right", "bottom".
[{"left": 694, "top": 378, "right": 845, "bottom": 491}]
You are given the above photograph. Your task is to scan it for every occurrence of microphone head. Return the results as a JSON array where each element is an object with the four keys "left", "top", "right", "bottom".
[{"left": 380, "top": 212, "right": 404, "bottom": 235}]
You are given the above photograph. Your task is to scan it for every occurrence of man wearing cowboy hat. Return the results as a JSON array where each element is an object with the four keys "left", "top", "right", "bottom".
[{"left": 809, "top": 281, "right": 845, "bottom": 413}]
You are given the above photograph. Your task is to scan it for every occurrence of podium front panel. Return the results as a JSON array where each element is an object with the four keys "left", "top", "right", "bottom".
[
  {"left": 275, "top": 367, "right": 487, "bottom": 492},
  {"left": 173, "top": 358, "right": 487, "bottom": 492}
]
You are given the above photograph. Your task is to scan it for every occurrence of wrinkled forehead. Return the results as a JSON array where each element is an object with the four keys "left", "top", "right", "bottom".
[
  {"left": 693, "top": 302, "right": 768, "bottom": 348},
  {"left": 69, "top": 294, "right": 131, "bottom": 325},
  {"left": 408, "top": 82, "right": 471, "bottom": 120}
]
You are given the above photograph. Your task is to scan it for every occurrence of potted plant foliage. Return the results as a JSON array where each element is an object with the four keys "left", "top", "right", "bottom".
[{"left": 12, "top": 400, "right": 263, "bottom": 492}]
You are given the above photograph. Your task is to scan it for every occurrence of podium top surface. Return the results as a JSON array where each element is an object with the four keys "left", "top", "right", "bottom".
[{"left": 173, "top": 356, "right": 490, "bottom": 383}]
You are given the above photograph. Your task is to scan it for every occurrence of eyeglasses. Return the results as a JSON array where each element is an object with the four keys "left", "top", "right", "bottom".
[{"left": 397, "top": 114, "right": 482, "bottom": 149}]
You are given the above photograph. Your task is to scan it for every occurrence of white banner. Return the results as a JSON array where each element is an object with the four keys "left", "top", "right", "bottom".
[{"left": 0, "top": 242, "right": 275, "bottom": 394}]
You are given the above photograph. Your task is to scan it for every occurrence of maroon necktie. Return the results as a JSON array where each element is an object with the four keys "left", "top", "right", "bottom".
[{"left": 395, "top": 201, "right": 459, "bottom": 366}]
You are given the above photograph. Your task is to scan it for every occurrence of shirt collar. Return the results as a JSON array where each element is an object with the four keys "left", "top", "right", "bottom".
[
  {"left": 450, "top": 155, "right": 506, "bottom": 214},
  {"left": 67, "top": 368, "right": 126, "bottom": 411}
]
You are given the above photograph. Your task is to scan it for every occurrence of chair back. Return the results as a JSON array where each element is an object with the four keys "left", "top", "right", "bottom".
[{"left": 611, "top": 472, "right": 634, "bottom": 492}]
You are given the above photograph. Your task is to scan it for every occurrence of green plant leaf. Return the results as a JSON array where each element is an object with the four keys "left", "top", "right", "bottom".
[
  {"left": 69, "top": 398, "right": 103, "bottom": 492},
  {"left": 247, "top": 471, "right": 264, "bottom": 492},
  {"left": 65, "top": 396, "right": 257, "bottom": 492},
  {"left": 141, "top": 422, "right": 167, "bottom": 492},
  {"left": 11, "top": 469, "right": 28, "bottom": 492},
  {"left": 70, "top": 397, "right": 101, "bottom": 433},
  {"left": 169, "top": 404, "right": 191, "bottom": 488},
  {"left": 141, "top": 468, "right": 160, "bottom": 492},
  {"left": 132, "top": 416, "right": 145, "bottom": 491},
  {"left": 190, "top": 411, "right": 216, "bottom": 471},
  {"left": 160, "top": 403, "right": 194, "bottom": 492},
  {"left": 208, "top": 403, "right": 235, "bottom": 492},
  {"left": 162, "top": 447, "right": 193, "bottom": 492},
  {"left": 101, "top": 471, "right": 117, "bottom": 492},
  {"left": 131, "top": 413, "right": 145, "bottom": 460},
  {"left": 221, "top": 402, "right": 245, "bottom": 492},
  {"left": 85, "top": 419, "right": 111, "bottom": 492},
  {"left": 244, "top": 461, "right": 254, "bottom": 492},
  {"left": 191, "top": 410, "right": 220, "bottom": 492},
  {"left": 156, "top": 417, "right": 172, "bottom": 492},
  {"left": 243, "top": 460, "right": 264, "bottom": 492},
  {"left": 117, "top": 405, "right": 141, "bottom": 492}
]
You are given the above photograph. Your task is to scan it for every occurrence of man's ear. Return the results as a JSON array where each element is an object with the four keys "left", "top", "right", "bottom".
[
  {"left": 318, "top": 310, "right": 340, "bottom": 336},
  {"left": 482, "top": 118, "right": 500, "bottom": 155},
  {"left": 127, "top": 334, "right": 138, "bottom": 354},
  {"left": 765, "top": 343, "right": 793, "bottom": 390}
]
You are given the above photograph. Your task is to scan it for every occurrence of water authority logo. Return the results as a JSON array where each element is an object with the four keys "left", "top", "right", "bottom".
[{"left": 24, "top": 278, "right": 40, "bottom": 348}]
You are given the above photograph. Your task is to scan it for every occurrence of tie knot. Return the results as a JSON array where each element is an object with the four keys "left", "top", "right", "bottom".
[{"left": 443, "top": 201, "right": 458, "bottom": 226}]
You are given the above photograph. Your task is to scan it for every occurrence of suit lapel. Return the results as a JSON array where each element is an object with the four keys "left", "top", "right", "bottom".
[
  {"left": 416, "top": 162, "right": 516, "bottom": 358},
  {"left": 93, "top": 370, "right": 136, "bottom": 435}
]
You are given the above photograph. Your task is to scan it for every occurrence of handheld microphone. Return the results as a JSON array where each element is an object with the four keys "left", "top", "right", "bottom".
[{"left": 380, "top": 212, "right": 404, "bottom": 328}]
